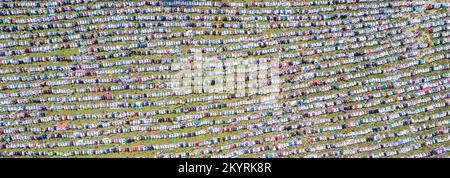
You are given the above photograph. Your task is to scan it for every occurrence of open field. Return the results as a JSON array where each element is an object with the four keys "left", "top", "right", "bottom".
[{"left": 0, "top": 0, "right": 449, "bottom": 158}]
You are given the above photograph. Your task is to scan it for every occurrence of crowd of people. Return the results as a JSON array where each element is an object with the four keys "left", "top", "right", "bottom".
[{"left": 0, "top": 0, "right": 449, "bottom": 158}]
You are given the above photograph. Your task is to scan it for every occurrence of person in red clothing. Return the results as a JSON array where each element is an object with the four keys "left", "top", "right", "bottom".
[{"left": 56, "top": 122, "right": 68, "bottom": 131}]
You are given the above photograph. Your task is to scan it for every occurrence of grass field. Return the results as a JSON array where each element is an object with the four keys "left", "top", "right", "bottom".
[{"left": 0, "top": 0, "right": 449, "bottom": 158}]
